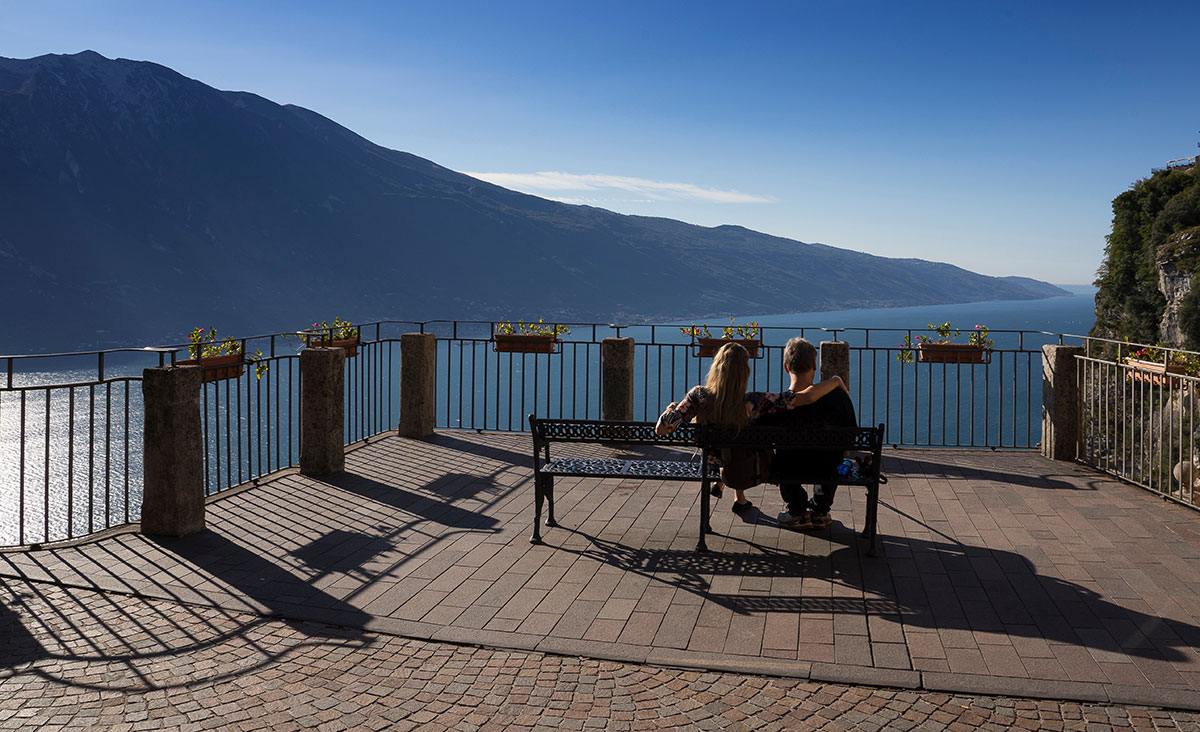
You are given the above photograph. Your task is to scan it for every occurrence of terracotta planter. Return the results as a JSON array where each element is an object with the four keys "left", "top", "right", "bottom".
[
  {"left": 310, "top": 336, "right": 360, "bottom": 357},
  {"left": 917, "top": 343, "right": 990, "bottom": 364},
  {"left": 494, "top": 334, "right": 558, "bottom": 354},
  {"left": 694, "top": 338, "right": 761, "bottom": 358},
  {"left": 178, "top": 353, "right": 245, "bottom": 382},
  {"left": 1126, "top": 358, "right": 1186, "bottom": 387}
]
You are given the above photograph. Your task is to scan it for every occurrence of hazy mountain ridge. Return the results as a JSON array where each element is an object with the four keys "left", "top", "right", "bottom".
[{"left": 0, "top": 51, "right": 1068, "bottom": 352}]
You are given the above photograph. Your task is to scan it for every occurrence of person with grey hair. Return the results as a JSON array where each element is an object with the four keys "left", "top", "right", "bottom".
[{"left": 755, "top": 337, "right": 858, "bottom": 530}]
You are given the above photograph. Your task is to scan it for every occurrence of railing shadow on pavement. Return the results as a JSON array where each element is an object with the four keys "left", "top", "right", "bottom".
[{"left": 0, "top": 567, "right": 375, "bottom": 694}]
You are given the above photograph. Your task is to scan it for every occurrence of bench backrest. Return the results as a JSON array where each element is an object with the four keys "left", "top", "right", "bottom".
[
  {"left": 530, "top": 414, "right": 884, "bottom": 454},
  {"left": 693, "top": 423, "right": 884, "bottom": 453},
  {"left": 528, "top": 415, "right": 696, "bottom": 450}
]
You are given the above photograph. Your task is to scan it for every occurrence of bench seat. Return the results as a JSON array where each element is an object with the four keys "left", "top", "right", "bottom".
[{"left": 541, "top": 458, "right": 705, "bottom": 480}]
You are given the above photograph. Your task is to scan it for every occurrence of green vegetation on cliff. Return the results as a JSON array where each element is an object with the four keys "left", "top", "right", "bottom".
[{"left": 1093, "top": 164, "right": 1200, "bottom": 346}]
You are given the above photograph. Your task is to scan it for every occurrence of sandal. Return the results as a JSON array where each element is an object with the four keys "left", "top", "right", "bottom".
[
  {"left": 810, "top": 512, "right": 832, "bottom": 530},
  {"left": 782, "top": 511, "right": 813, "bottom": 531}
]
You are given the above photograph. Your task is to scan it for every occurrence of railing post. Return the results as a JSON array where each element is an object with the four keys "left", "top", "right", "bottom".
[
  {"left": 1041, "top": 345, "right": 1084, "bottom": 461},
  {"left": 820, "top": 340, "right": 850, "bottom": 387},
  {"left": 300, "top": 347, "right": 345, "bottom": 476},
  {"left": 602, "top": 337, "right": 636, "bottom": 421},
  {"left": 141, "top": 365, "right": 204, "bottom": 536},
  {"left": 399, "top": 332, "right": 437, "bottom": 437}
]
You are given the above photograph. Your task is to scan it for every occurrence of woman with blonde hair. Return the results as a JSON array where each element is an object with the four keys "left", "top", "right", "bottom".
[{"left": 655, "top": 341, "right": 847, "bottom": 513}]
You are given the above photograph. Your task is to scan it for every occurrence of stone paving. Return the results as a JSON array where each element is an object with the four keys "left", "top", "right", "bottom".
[
  {"left": 3, "top": 430, "right": 1200, "bottom": 727},
  {"left": 4, "top": 579, "right": 1200, "bottom": 731}
]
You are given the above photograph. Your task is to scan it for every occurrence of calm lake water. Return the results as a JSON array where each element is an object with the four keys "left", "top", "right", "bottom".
[{"left": 0, "top": 288, "right": 1098, "bottom": 546}]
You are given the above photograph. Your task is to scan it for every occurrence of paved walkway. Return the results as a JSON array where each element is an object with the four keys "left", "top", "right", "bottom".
[
  {"left": 4, "top": 580, "right": 1199, "bottom": 731},
  {"left": 4, "top": 431, "right": 1200, "bottom": 727}
]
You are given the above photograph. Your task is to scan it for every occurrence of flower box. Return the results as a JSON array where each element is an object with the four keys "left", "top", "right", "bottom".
[
  {"left": 1126, "top": 358, "right": 1186, "bottom": 387},
  {"left": 310, "top": 336, "right": 360, "bottom": 357},
  {"left": 494, "top": 334, "right": 559, "bottom": 354},
  {"left": 694, "top": 338, "right": 762, "bottom": 358},
  {"left": 917, "top": 343, "right": 990, "bottom": 364},
  {"left": 178, "top": 353, "right": 245, "bottom": 383}
]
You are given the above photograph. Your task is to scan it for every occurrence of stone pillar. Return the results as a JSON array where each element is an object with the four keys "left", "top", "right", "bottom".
[
  {"left": 141, "top": 365, "right": 205, "bottom": 536},
  {"left": 602, "top": 337, "right": 636, "bottom": 421},
  {"left": 300, "top": 347, "right": 345, "bottom": 476},
  {"left": 820, "top": 341, "right": 850, "bottom": 387},
  {"left": 1042, "top": 345, "right": 1084, "bottom": 461},
  {"left": 399, "top": 332, "right": 437, "bottom": 437}
]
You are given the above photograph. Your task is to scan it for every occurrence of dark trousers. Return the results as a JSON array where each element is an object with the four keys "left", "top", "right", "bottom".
[{"left": 780, "top": 481, "right": 836, "bottom": 517}]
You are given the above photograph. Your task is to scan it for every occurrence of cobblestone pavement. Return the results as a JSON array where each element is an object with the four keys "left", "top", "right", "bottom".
[{"left": 4, "top": 579, "right": 1200, "bottom": 732}]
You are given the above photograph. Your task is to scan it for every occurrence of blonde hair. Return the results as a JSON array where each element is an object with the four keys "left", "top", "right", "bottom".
[{"left": 703, "top": 342, "right": 750, "bottom": 429}]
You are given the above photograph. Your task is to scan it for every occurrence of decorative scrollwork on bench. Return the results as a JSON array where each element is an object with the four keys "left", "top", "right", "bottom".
[{"left": 534, "top": 418, "right": 695, "bottom": 445}]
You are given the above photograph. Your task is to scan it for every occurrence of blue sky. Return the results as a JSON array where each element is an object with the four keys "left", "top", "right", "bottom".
[{"left": 4, "top": 1, "right": 1199, "bottom": 284}]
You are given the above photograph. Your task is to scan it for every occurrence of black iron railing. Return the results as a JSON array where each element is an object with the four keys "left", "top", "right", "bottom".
[
  {"left": 1078, "top": 337, "right": 1200, "bottom": 509},
  {"left": 2, "top": 320, "right": 1083, "bottom": 547}
]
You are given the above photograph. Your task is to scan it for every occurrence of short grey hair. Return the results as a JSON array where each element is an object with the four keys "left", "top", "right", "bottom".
[{"left": 783, "top": 337, "right": 817, "bottom": 375}]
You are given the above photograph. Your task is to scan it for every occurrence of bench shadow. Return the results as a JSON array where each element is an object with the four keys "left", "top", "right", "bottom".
[{"left": 556, "top": 524, "right": 1200, "bottom": 663}]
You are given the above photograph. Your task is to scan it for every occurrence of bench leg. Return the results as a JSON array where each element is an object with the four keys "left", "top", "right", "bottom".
[
  {"left": 696, "top": 476, "right": 711, "bottom": 553},
  {"left": 545, "top": 476, "right": 557, "bottom": 527},
  {"left": 862, "top": 481, "right": 881, "bottom": 557},
  {"left": 531, "top": 474, "right": 546, "bottom": 544}
]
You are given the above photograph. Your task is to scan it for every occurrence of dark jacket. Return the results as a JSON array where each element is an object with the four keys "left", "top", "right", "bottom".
[{"left": 755, "top": 388, "right": 857, "bottom": 479}]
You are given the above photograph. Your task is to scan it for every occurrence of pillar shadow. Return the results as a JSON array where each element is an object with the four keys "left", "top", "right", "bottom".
[
  {"left": 151, "top": 531, "right": 373, "bottom": 633},
  {"left": 327, "top": 472, "right": 500, "bottom": 530},
  {"left": 885, "top": 453, "right": 1094, "bottom": 491},
  {"left": 0, "top": 581, "right": 45, "bottom": 670}
]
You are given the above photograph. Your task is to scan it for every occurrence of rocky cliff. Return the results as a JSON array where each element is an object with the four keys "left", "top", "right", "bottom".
[
  {"left": 1093, "top": 163, "right": 1200, "bottom": 347},
  {"left": 1157, "top": 227, "right": 1200, "bottom": 346}
]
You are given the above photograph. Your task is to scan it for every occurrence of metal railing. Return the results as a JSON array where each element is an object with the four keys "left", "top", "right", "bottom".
[
  {"left": 2, "top": 319, "right": 1082, "bottom": 548},
  {"left": 1078, "top": 338, "right": 1200, "bottom": 508},
  {"left": 432, "top": 322, "right": 1074, "bottom": 449},
  {"left": 0, "top": 347, "right": 174, "bottom": 546}
]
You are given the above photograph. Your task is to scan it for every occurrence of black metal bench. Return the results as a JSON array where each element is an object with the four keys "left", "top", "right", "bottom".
[{"left": 528, "top": 415, "right": 886, "bottom": 554}]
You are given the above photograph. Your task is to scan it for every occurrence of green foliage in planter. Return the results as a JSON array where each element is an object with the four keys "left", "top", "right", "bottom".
[
  {"left": 187, "top": 327, "right": 267, "bottom": 379},
  {"left": 680, "top": 317, "right": 761, "bottom": 340},
  {"left": 495, "top": 319, "right": 570, "bottom": 337},
  {"left": 897, "top": 322, "right": 993, "bottom": 363},
  {"left": 304, "top": 317, "right": 360, "bottom": 342}
]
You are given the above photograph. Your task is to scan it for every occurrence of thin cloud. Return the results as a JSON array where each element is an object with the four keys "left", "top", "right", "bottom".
[{"left": 463, "top": 171, "right": 774, "bottom": 204}]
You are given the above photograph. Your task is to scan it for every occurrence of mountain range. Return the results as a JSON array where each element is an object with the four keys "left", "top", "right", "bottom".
[{"left": 0, "top": 51, "right": 1068, "bottom": 352}]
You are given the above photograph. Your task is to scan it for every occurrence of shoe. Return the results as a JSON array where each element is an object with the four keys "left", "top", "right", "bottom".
[
  {"left": 709, "top": 482, "right": 724, "bottom": 499},
  {"left": 780, "top": 511, "right": 813, "bottom": 531},
  {"left": 731, "top": 500, "right": 754, "bottom": 515},
  {"left": 810, "top": 512, "right": 832, "bottom": 530}
]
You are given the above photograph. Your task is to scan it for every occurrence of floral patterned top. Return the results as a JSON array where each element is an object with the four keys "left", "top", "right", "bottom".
[{"left": 657, "top": 385, "right": 795, "bottom": 432}]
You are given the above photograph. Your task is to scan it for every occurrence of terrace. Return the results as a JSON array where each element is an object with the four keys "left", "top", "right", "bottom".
[{"left": 3, "top": 322, "right": 1200, "bottom": 718}]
